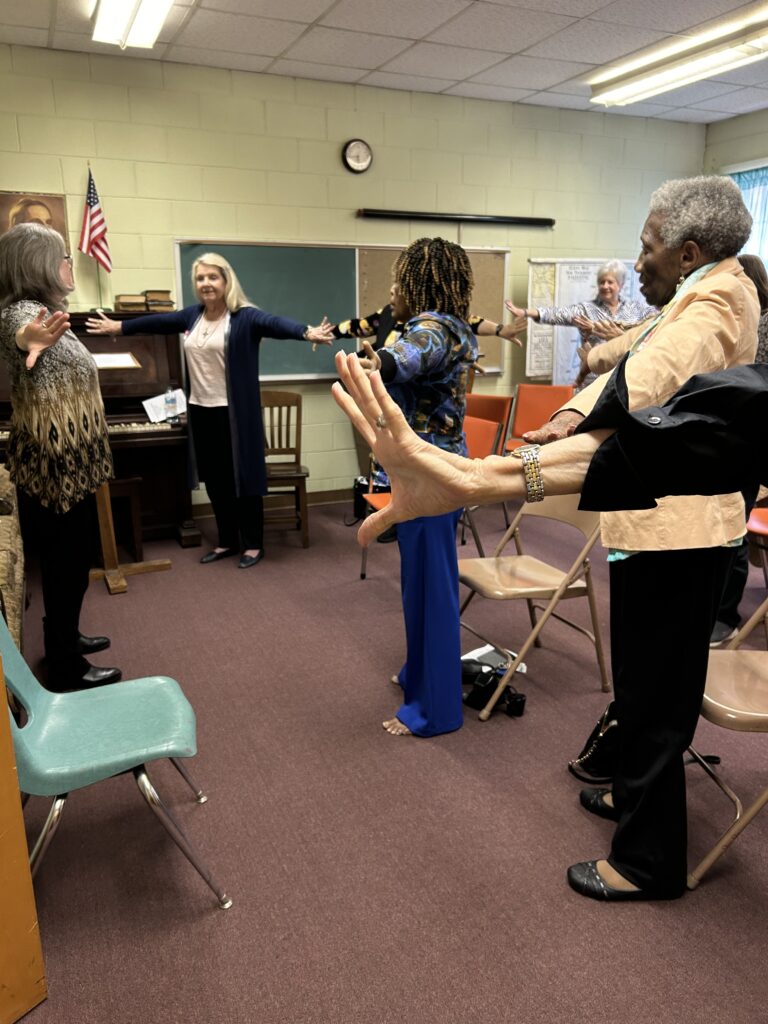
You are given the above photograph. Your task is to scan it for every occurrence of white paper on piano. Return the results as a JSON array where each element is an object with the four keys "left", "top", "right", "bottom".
[
  {"left": 92, "top": 352, "right": 140, "bottom": 370},
  {"left": 142, "top": 388, "right": 187, "bottom": 424}
]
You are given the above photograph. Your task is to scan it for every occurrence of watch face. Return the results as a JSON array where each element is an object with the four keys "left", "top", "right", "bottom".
[{"left": 343, "top": 139, "right": 373, "bottom": 173}]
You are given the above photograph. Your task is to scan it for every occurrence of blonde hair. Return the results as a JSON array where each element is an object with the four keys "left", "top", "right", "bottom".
[{"left": 191, "top": 252, "right": 254, "bottom": 312}]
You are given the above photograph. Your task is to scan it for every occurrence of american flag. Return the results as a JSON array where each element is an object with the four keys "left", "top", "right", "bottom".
[{"left": 78, "top": 169, "right": 112, "bottom": 272}]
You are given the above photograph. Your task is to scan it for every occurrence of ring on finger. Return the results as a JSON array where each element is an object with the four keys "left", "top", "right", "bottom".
[{"left": 375, "top": 413, "right": 387, "bottom": 429}]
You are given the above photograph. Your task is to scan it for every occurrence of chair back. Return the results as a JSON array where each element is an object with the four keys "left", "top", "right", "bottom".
[
  {"left": 507, "top": 384, "right": 575, "bottom": 450},
  {"left": 464, "top": 415, "right": 502, "bottom": 460},
  {"left": 495, "top": 493, "right": 600, "bottom": 557},
  {"left": 465, "top": 394, "right": 514, "bottom": 454},
  {"left": 261, "top": 390, "right": 303, "bottom": 465},
  {"left": 1, "top": 612, "right": 48, "bottom": 728}
]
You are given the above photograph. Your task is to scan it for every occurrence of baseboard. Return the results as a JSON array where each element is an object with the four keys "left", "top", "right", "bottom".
[{"left": 192, "top": 488, "right": 351, "bottom": 519}]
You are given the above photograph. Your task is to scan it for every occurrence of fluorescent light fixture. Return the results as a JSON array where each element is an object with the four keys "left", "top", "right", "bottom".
[
  {"left": 590, "top": 6, "right": 768, "bottom": 106},
  {"left": 92, "top": 0, "right": 175, "bottom": 50}
]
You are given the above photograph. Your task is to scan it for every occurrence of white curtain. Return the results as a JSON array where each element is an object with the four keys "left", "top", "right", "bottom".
[{"left": 731, "top": 167, "right": 768, "bottom": 258}]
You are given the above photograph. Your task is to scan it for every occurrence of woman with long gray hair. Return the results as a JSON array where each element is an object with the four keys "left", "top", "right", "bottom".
[{"left": 0, "top": 223, "right": 120, "bottom": 690}]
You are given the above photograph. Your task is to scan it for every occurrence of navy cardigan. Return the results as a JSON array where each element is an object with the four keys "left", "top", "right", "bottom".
[{"left": 123, "top": 304, "right": 307, "bottom": 496}]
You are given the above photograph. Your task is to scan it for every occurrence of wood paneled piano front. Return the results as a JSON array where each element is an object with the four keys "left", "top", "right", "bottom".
[{"left": 0, "top": 312, "right": 201, "bottom": 548}]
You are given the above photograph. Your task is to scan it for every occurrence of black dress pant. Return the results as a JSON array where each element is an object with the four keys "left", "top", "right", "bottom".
[
  {"left": 17, "top": 489, "right": 97, "bottom": 680},
  {"left": 607, "top": 546, "right": 734, "bottom": 896},
  {"left": 188, "top": 404, "right": 264, "bottom": 551}
]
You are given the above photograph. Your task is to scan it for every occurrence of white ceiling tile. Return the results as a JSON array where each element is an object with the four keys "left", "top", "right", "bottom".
[
  {"left": 521, "top": 92, "right": 593, "bottom": 110},
  {"left": 269, "top": 59, "right": 368, "bottom": 82},
  {"left": 0, "top": 26, "right": 49, "bottom": 44},
  {"left": 164, "top": 46, "right": 273, "bottom": 72},
  {"left": 689, "top": 86, "right": 768, "bottom": 112},
  {"left": 0, "top": 0, "right": 49, "bottom": 28},
  {"left": 613, "top": 99, "right": 684, "bottom": 116},
  {"left": 428, "top": 3, "right": 574, "bottom": 51},
  {"left": 281, "top": 25, "right": 412, "bottom": 68},
  {"left": 158, "top": 6, "right": 193, "bottom": 43},
  {"left": 593, "top": 0, "right": 747, "bottom": 33},
  {"left": 554, "top": 75, "right": 597, "bottom": 96},
  {"left": 489, "top": 0, "right": 605, "bottom": 13},
  {"left": 201, "top": 0, "right": 335, "bottom": 19},
  {"left": 710, "top": 60, "right": 768, "bottom": 88},
  {"left": 472, "top": 55, "right": 592, "bottom": 90},
  {"left": 51, "top": 31, "right": 169, "bottom": 59},
  {"left": 380, "top": 41, "right": 503, "bottom": 79},
  {"left": 321, "top": 0, "right": 469, "bottom": 39},
  {"left": 444, "top": 82, "right": 534, "bottom": 101},
  {"left": 656, "top": 107, "right": 732, "bottom": 122},
  {"left": 53, "top": 0, "right": 95, "bottom": 34},
  {"left": 523, "top": 19, "right": 667, "bottom": 63},
  {"left": 177, "top": 10, "right": 305, "bottom": 56},
  {"left": 361, "top": 71, "right": 458, "bottom": 92}
]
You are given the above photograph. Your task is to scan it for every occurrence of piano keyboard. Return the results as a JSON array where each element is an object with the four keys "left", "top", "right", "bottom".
[{"left": 108, "top": 422, "right": 173, "bottom": 434}]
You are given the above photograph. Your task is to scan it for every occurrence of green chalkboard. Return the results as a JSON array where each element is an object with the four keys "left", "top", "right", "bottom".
[{"left": 177, "top": 243, "right": 357, "bottom": 380}]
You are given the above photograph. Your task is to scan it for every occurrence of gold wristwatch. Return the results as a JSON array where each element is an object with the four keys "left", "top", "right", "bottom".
[{"left": 511, "top": 444, "right": 544, "bottom": 502}]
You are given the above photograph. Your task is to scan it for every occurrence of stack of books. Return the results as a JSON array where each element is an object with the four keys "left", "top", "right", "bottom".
[
  {"left": 144, "top": 289, "right": 175, "bottom": 312},
  {"left": 114, "top": 293, "right": 147, "bottom": 312}
]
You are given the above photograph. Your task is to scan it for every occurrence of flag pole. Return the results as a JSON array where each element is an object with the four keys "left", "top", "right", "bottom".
[{"left": 96, "top": 261, "right": 104, "bottom": 310}]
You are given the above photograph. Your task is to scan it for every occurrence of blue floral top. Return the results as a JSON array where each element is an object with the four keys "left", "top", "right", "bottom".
[{"left": 384, "top": 311, "right": 477, "bottom": 456}]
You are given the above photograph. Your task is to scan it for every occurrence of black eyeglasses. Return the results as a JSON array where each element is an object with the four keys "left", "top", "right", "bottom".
[{"left": 63, "top": 254, "right": 73, "bottom": 264}]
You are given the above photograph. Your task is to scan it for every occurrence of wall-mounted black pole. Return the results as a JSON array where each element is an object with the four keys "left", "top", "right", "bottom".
[{"left": 358, "top": 208, "right": 554, "bottom": 228}]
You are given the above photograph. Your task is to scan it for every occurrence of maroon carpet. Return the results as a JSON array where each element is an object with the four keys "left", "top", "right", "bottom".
[{"left": 19, "top": 503, "right": 768, "bottom": 1024}]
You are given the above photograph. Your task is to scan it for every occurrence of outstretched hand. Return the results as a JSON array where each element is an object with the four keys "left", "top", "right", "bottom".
[
  {"left": 522, "top": 409, "right": 584, "bottom": 445},
  {"left": 85, "top": 311, "right": 122, "bottom": 336},
  {"left": 332, "top": 352, "right": 480, "bottom": 545},
  {"left": 19, "top": 309, "right": 70, "bottom": 369},
  {"left": 307, "top": 315, "right": 334, "bottom": 346}
]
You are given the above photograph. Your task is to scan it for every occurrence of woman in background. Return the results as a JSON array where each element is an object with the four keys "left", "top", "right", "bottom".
[
  {"left": 506, "top": 259, "right": 655, "bottom": 388},
  {"left": 87, "top": 254, "right": 333, "bottom": 569},
  {"left": 0, "top": 224, "right": 120, "bottom": 691}
]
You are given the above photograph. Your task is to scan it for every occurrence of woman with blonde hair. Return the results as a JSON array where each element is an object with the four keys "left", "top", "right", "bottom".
[{"left": 88, "top": 253, "right": 333, "bottom": 568}]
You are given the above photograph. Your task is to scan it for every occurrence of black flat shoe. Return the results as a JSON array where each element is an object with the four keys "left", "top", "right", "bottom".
[
  {"left": 238, "top": 551, "right": 264, "bottom": 569},
  {"left": 580, "top": 787, "right": 620, "bottom": 822},
  {"left": 77, "top": 633, "right": 111, "bottom": 655},
  {"left": 567, "top": 861, "right": 680, "bottom": 903},
  {"left": 47, "top": 665, "right": 122, "bottom": 693},
  {"left": 200, "top": 548, "right": 237, "bottom": 564}
]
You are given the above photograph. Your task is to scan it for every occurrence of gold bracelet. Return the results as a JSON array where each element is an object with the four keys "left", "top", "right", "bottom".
[{"left": 511, "top": 443, "right": 544, "bottom": 502}]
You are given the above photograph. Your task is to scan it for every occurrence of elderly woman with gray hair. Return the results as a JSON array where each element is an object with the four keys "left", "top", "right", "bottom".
[
  {"left": 506, "top": 259, "right": 656, "bottom": 388},
  {"left": 336, "top": 176, "right": 759, "bottom": 903}
]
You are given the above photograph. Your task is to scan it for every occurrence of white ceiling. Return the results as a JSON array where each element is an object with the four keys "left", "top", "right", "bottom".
[{"left": 5, "top": 0, "right": 768, "bottom": 122}]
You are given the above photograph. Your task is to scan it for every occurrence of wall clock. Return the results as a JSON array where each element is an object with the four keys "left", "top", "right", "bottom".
[{"left": 342, "top": 139, "right": 373, "bottom": 174}]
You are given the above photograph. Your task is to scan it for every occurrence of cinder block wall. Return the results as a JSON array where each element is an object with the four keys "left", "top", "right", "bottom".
[
  {"left": 704, "top": 109, "right": 768, "bottom": 171},
  {"left": 0, "top": 44, "right": 707, "bottom": 495}
]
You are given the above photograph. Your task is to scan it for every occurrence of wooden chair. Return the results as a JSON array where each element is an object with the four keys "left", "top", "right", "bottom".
[
  {"left": 687, "top": 591, "right": 768, "bottom": 889},
  {"left": 458, "top": 493, "right": 611, "bottom": 719},
  {"left": 261, "top": 390, "right": 310, "bottom": 548},
  {"left": 505, "top": 383, "right": 575, "bottom": 453}
]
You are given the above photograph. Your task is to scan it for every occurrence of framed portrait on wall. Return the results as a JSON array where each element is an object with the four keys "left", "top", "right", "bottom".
[{"left": 0, "top": 191, "right": 69, "bottom": 243}]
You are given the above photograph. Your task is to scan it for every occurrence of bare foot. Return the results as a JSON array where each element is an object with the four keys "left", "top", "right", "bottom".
[
  {"left": 596, "top": 859, "right": 640, "bottom": 892},
  {"left": 382, "top": 716, "right": 412, "bottom": 736},
  {"left": 243, "top": 548, "right": 262, "bottom": 558}
]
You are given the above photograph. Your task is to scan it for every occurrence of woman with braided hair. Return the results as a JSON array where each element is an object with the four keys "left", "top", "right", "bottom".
[{"left": 367, "top": 237, "right": 477, "bottom": 736}]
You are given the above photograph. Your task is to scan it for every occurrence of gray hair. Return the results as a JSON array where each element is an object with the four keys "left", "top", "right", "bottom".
[
  {"left": 648, "top": 175, "right": 752, "bottom": 261},
  {"left": 0, "top": 223, "right": 68, "bottom": 311},
  {"left": 596, "top": 259, "right": 626, "bottom": 287}
]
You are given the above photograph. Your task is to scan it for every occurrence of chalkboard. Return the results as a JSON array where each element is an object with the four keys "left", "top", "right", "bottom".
[{"left": 177, "top": 243, "right": 357, "bottom": 380}]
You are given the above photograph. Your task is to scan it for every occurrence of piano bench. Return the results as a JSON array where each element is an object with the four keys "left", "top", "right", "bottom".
[{"left": 109, "top": 477, "right": 144, "bottom": 562}]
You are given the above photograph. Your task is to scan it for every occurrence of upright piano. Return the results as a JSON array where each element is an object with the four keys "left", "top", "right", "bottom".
[{"left": 0, "top": 312, "right": 201, "bottom": 548}]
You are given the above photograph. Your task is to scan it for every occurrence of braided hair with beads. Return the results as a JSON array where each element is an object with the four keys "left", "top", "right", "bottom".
[{"left": 393, "top": 237, "right": 474, "bottom": 321}]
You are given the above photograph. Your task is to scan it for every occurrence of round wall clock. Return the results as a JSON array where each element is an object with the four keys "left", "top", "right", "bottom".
[{"left": 342, "top": 138, "right": 373, "bottom": 174}]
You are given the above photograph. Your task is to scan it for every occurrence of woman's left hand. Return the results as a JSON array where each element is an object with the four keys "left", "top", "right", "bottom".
[
  {"left": 357, "top": 339, "right": 381, "bottom": 375},
  {"left": 17, "top": 308, "right": 70, "bottom": 369},
  {"left": 306, "top": 316, "right": 334, "bottom": 346}
]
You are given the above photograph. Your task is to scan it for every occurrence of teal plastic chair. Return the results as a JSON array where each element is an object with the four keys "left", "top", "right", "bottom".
[{"left": 2, "top": 614, "right": 232, "bottom": 909}]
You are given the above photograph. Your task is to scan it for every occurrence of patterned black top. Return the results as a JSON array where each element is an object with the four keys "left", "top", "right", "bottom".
[{"left": 0, "top": 300, "right": 113, "bottom": 512}]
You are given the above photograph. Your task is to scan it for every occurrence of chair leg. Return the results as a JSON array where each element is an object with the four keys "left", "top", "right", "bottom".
[
  {"left": 687, "top": 746, "right": 768, "bottom": 889},
  {"left": 29, "top": 795, "right": 67, "bottom": 877},
  {"left": 462, "top": 507, "right": 485, "bottom": 557},
  {"left": 134, "top": 766, "right": 233, "bottom": 909},
  {"left": 170, "top": 757, "right": 208, "bottom": 803},
  {"left": 299, "top": 484, "right": 309, "bottom": 548},
  {"left": 585, "top": 563, "right": 611, "bottom": 693}
]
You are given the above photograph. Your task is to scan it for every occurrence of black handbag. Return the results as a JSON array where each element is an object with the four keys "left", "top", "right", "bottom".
[
  {"left": 461, "top": 659, "right": 526, "bottom": 717},
  {"left": 568, "top": 701, "right": 619, "bottom": 782}
]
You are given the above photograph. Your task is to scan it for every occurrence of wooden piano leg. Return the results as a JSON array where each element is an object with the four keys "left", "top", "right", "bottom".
[
  {"left": 94, "top": 483, "right": 127, "bottom": 594},
  {"left": 91, "top": 483, "right": 172, "bottom": 595}
]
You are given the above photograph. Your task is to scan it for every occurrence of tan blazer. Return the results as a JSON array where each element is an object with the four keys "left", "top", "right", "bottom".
[{"left": 562, "top": 257, "right": 759, "bottom": 551}]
